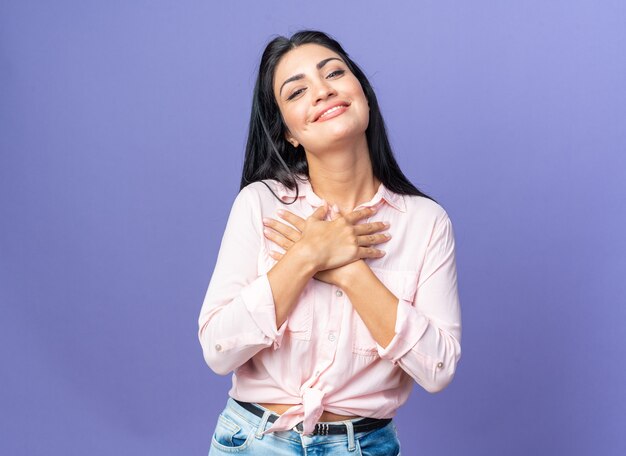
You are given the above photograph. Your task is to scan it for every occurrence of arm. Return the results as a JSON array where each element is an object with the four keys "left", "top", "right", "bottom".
[
  {"left": 267, "top": 203, "right": 388, "bottom": 327},
  {"left": 340, "top": 214, "right": 462, "bottom": 393},
  {"left": 197, "top": 187, "right": 317, "bottom": 375},
  {"left": 200, "top": 190, "right": 388, "bottom": 375},
  {"left": 262, "top": 205, "right": 461, "bottom": 391}
]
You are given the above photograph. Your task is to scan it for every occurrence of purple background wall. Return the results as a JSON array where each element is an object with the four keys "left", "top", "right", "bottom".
[{"left": 1, "top": 1, "right": 625, "bottom": 455}]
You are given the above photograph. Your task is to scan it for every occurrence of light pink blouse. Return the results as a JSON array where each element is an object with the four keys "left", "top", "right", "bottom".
[{"left": 198, "top": 177, "right": 462, "bottom": 435}]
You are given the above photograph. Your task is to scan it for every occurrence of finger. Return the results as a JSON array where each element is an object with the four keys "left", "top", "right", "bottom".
[
  {"left": 307, "top": 204, "right": 328, "bottom": 221},
  {"left": 358, "top": 246, "right": 386, "bottom": 259},
  {"left": 345, "top": 206, "right": 378, "bottom": 224},
  {"left": 277, "top": 208, "right": 310, "bottom": 231},
  {"left": 353, "top": 221, "right": 390, "bottom": 236},
  {"left": 269, "top": 250, "right": 285, "bottom": 261},
  {"left": 263, "top": 227, "right": 295, "bottom": 251},
  {"left": 357, "top": 232, "right": 392, "bottom": 246},
  {"left": 262, "top": 217, "right": 302, "bottom": 242}
]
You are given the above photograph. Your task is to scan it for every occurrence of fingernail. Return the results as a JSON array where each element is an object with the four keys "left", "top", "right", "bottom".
[
  {"left": 277, "top": 209, "right": 285, "bottom": 216},
  {"left": 385, "top": 233, "right": 392, "bottom": 239},
  {"left": 262, "top": 218, "right": 270, "bottom": 225},
  {"left": 383, "top": 221, "right": 390, "bottom": 228},
  {"left": 263, "top": 228, "right": 271, "bottom": 236}
]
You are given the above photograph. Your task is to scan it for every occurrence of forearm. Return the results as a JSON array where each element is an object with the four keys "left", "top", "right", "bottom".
[
  {"left": 339, "top": 260, "right": 461, "bottom": 393},
  {"left": 385, "top": 306, "right": 461, "bottom": 393},
  {"left": 199, "top": 280, "right": 281, "bottom": 375},
  {"left": 267, "top": 243, "right": 318, "bottom": 327},
  {"left": 338, "top": 260, "right": 398, "bottom": 348}
]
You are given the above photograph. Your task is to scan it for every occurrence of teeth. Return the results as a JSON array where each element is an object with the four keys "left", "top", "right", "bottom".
[{"left": 319, "top": 105, "right": 346, "bottom": 119}]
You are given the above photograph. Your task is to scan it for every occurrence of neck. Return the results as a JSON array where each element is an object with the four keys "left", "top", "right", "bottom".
[{"left": 305, "top": 135, "right": 380, "bottom": 213}]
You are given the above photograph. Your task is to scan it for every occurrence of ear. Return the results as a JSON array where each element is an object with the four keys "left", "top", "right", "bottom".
[{"left": 284, "top": 133, "right": 299, "bottom": 148}]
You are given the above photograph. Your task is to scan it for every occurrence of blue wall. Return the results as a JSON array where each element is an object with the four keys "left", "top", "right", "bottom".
[{"left": 1, "top": 1, "right": 625, "bottom": 454}]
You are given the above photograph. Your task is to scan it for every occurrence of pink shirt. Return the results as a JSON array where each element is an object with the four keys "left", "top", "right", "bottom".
[{"left": 198, "top": 177, "right": 462, "bottom": 435}]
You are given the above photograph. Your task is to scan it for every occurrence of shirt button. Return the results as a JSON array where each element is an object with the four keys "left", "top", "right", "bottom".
[
  {"left": 315, "top": 370, "right": 320, "bottom": 376},
  {"left": 215, "top": 344, "right": 222, "bottom": 352},
  {"left": 328, "top": 332, "right": 336, "bottom": 342},
  {"left": 335, "top": 290, "right": 343, "bottom": 297},
  {"left": 437, "top": 362, "right": 444, "bottom": 369}
]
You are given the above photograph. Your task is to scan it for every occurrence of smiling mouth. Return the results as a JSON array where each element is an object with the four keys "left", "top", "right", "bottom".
[{"left": 316, "top": 104, "right": 350, "bottom": 122}]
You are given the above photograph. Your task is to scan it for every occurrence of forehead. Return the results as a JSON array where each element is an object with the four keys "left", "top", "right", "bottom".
[{"left": 273, "top": 44, "right": 343, "bottom": 89}]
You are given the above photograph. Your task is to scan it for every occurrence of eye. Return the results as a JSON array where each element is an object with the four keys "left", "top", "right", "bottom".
[
  {"left": 287, "top": 88, "right": 305, "bottom": 101},
  {"left": 286, "top": 70, "right": 345, "bottom": 101},
  {"left": 327, "top": 69, "right": 345, "bottom": 78}
]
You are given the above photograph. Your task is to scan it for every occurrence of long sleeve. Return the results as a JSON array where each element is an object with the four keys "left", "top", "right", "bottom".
[
  {"left": 198, "top": 186, "right": 288, "bottom": 376},
  {"left": 377, "top": 213, "right": 462, "bottom": 392}
]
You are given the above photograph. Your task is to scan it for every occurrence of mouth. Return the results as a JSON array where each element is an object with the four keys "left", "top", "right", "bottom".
[{"left": 314, "top": 102, "right": 350, "bottom": 122}]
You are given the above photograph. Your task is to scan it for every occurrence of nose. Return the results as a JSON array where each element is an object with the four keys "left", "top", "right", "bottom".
[{"left": 312, "top": 78, "right": 336, "bottom": 104}]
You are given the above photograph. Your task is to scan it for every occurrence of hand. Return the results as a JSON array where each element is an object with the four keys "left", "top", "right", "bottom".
[{"left": 262, "top": 205, "right": 391, "bottom": 285}]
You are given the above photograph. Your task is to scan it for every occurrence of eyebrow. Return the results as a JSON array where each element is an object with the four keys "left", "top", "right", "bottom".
[{"left": 279, "top": 57, "right": 344, "bottom": 96}]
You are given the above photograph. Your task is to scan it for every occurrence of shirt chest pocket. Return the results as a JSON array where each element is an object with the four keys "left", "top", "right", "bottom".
[
  {"left": 352, "top": 269, "right": 419, "bottom": 357},
  {"left": 284, "top": 282, "right": 314, "bottom": 340}
]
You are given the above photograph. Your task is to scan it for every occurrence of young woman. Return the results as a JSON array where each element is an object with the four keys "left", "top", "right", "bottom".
[{"left": 198, "top": 30, "right": 462, "bottom": 455}]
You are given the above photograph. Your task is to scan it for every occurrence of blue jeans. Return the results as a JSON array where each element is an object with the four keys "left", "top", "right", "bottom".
[{"left": 208, "top": 398, "right": 401, "bottom": 455}]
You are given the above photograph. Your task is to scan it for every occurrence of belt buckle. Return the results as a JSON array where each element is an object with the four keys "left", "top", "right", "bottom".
[
  {"left": 293, "top": 422, "right": 326, "bottom": 436},
  {"left": 317, "top": 422, "right": 329, "bottom": 436}
]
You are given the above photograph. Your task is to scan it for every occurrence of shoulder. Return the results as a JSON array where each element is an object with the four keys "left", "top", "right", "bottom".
[
  {"left": 401, "top": 195, "right": 457, "bottom": 254},
  {"left": 229, "top": 179, "right": 291, "bottom": 218},
  {"left": 402, "top": 193, "right": 452, "bottom": 227},
  {"left": 237, "top": 179, "right": 285, "bottom": 203}
]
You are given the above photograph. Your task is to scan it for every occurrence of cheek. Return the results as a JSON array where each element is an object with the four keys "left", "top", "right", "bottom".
[
  {"left": 282, "top": 106, "right": 309, "bottom": 135},
  {"left": 341, "top": 75, "right": 365, "bottom": 96}
]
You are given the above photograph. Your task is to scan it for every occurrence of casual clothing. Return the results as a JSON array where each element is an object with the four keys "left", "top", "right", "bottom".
[
  {"left": 198, "top": 177, "right": 462, "bottom": 436},
  {"left": 209, "top": 397, "right": 401, "bottom": 455}
]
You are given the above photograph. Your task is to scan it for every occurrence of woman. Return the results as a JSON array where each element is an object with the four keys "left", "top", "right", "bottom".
[{"left": 198, "top": 30, "right": 462, "bottom": 455}]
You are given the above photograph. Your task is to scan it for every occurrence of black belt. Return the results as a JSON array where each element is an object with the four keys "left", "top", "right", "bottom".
[{"left": 233, "top": 399, "right": 392, "bottom": 436}]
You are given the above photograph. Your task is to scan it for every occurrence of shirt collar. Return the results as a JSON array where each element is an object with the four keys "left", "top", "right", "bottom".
[{"left": 274, "top": 175, "right": 406, "bottom": 213}]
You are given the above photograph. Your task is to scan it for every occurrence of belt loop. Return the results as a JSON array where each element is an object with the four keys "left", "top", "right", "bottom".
[
  {"left": 255, "top": 410, "right": 272, "bottom": 439},
  {"left": 292, "top": 422, "right": 304, "bottom": 435},
  {"left": 343, "top": 420, "right": 356, "bottom": 452}
]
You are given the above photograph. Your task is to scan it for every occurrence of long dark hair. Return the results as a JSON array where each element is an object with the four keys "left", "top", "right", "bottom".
[{"left": 240, "top": 30, "right": 434, "bottom": 204}]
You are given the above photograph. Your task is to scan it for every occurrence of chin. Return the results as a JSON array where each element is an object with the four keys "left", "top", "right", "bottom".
[{"left": 324, "top": 118, "right": 368, "bottom": 140}]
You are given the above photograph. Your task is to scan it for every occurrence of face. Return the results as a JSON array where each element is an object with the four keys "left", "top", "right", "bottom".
[{"left": 272, "top": 43, "right": 370, "bottom": 153}]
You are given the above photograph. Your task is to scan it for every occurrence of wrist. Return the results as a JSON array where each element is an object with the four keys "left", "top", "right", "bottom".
[
  {"left": 336, "top": 260, "right": 369, "bottom": 290},
  {"left": 286, "top": 242, "right": 320, "bottom": 276}
]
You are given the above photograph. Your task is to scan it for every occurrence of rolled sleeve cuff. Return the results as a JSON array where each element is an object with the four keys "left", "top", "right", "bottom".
[
  {"left": 377, "top": 298, "right": 429, "bottom": 363},
  {"left": 240, "top": 274, "right": 287, "bottom": 349}
]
